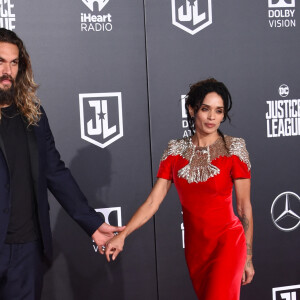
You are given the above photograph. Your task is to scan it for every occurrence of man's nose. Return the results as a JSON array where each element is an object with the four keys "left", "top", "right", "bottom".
[{"left": 2, "top": 63, "right": 12, "bottom": 75}]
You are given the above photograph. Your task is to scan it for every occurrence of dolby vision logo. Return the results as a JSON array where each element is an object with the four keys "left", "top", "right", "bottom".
[
  {"left": 278, "top": 84, "right": 289, "bottom": 98},
  {"left": 268, "top": 0, "right": 295, "bottom": 8}
]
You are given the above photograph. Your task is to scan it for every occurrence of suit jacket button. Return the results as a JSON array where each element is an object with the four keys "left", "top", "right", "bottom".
[{"left": 3, "top": 208, "right": 9, "bottom": 214}]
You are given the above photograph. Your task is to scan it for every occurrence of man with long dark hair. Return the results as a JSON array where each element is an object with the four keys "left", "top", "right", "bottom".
[{"left": 0, "top": 28, "right": 123, "bottom": 299}]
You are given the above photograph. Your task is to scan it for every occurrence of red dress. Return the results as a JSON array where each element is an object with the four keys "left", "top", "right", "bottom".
[{"left": 157, "top": 136, "right": 251, "bottom": 300}]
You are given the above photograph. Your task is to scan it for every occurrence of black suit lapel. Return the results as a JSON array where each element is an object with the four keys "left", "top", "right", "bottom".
[{"left": 0, "top": 128, "right": 9, "bottom": 166}]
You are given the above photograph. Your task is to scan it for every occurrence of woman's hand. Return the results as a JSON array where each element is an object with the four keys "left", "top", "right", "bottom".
[
  {"left": 92, "top": 223, "right": 126, "bottom": 255},
  {"left": 242, "top": 256, "right": 255, "bottom": 285},
  {"left": 103, "top": 178, "right": 171, "bottom": 262},
  {"left": 105, "top": 233, "right": 126, "bottom": 262}
]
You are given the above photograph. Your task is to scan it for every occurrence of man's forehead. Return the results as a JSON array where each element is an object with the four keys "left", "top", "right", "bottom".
[{"left": 0, "top": 42, "right": 19, "bottom": 57}]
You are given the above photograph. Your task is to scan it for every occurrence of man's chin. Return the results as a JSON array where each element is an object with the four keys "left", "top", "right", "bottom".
[
  {"left": 0, "top": 84, "right": 12, "bottom": 90},
  {"left": 0, "top": 85, "right": 15, "bottom": 107}
]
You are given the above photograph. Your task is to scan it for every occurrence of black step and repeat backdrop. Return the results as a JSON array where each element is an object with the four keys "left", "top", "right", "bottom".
[{"left": 1, "top": 0, "right": 300, "bottom": 299}]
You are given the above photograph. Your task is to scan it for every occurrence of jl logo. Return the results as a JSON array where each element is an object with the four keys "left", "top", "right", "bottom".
[
  {"left": 171, "top": 0, "right": 212, "bottom": 35},
  {"left": 273, "top": 284, "right": 300, "bottom": 300},
  {"left": 79, "top": 92, "right": 123, "bottom": 148}
]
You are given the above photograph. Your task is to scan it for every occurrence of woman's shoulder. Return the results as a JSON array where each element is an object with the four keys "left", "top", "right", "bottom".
[
  {"left": 166, "top": 137, "right": 190, "bottom": 147},
  {"left": 223, "top": 135, "right": 250, "bottom": 169},
  {"left": 224, "top": 135, "right": 247, "bottom": 146},
  {"left": 223, "top": 135, "right": 248, "bottom": 152},
  {"left": 161, "top": 137, "right": 189, "bottom": 161}
]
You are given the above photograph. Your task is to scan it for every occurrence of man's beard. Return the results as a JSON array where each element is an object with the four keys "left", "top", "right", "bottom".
[{"left": 0, "top": 75, "right": 16, "bottom": 107}]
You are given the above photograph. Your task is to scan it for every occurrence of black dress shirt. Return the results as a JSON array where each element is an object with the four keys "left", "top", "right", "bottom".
[{"left": 0, "top": 104, "right": 39, "bottom": 243}]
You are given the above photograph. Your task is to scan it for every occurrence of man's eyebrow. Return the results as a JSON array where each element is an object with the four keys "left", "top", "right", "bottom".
[{"left": 0, "top": 57, "right": 19, "bottom": 62}]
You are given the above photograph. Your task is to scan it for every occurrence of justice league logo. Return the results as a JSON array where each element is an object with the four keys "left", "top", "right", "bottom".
[
  {"left": 265, "top": 84, "right": 300, "bottom": 138},
  {"left": 171, "top": 0, "right": 212, "bottom": 35},
  {"left": 0, "top": 0, "right": 15, "bottom": 30},
  {"left": 272, "top": 284, "right": 300, "bottom": 300},
  {"left": 79, "top": 92, "right": 123, "bottom": 148}
]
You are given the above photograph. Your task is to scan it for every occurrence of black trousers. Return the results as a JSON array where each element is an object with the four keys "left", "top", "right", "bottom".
[{"left": 0, "top": 241, "right": 47, "bottom": 300}]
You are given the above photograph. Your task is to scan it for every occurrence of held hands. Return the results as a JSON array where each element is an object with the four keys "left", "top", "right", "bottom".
[
  {"left": 242, "top": 256, "right": 255, "bottom": 285},
  {"left": 92, "top": 222, "right": 125, "bottom": 255}
]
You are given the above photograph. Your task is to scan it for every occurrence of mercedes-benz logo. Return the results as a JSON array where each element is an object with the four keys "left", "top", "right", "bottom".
[{"left": 271, "top": 191, "right": 300, "bottom": 232}]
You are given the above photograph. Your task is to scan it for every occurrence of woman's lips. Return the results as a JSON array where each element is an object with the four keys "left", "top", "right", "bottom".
[{"left": 205, "top": 123, "right": 215, "bottom": 128}]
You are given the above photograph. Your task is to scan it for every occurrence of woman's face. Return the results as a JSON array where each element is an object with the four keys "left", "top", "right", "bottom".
[{"left": 189, "top": 92, "right": 224, "bottom": 136}]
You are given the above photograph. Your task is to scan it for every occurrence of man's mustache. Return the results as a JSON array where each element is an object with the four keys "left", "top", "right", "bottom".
[{"left": 0, "top": 75, "right": 14, "bottom": 83}]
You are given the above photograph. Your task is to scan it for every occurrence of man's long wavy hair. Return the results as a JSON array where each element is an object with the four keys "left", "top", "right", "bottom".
[{"left": 0, "top": 28, "right": 41, "bottom": 125}]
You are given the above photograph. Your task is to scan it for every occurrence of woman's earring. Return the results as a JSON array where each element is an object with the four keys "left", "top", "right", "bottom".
[{"left": 191, "top": 116, "right": 195, "bottom": 129}]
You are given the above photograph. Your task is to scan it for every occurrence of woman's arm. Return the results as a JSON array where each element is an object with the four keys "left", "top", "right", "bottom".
[
  {"left": 234, "top": 178, "right": 255, "bottom": 285},
  {"left": 105, "top": 177, "right": 172, "bottom": 261}
]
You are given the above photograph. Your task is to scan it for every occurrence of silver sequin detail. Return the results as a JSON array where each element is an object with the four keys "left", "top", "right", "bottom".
[
  {"left": 160, "top": 136, "right": 250, "bottom": 183},
  {"left": 228, "top": 137, "right": 251, "bottom": 170}
]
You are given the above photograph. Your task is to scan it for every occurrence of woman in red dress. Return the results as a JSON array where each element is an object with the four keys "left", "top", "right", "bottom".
[{"left": 105, "top": 78, "right": 255, "bottom": 300}]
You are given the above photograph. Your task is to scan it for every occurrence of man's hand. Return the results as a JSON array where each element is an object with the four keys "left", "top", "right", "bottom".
[{"left": 92, "top": 223, "right": 125, "bottom": 255}]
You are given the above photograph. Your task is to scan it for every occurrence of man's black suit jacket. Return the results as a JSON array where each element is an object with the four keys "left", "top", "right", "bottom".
[{"left": 0, "top": 107, "right": 104, "bottom": 260}]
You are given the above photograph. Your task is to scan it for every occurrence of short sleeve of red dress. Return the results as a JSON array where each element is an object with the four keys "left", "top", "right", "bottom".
[
  {"left": 231, "top": 138, "right": 251, "bottom": 180},
  {"left": 157, "top": 141, "right": 174, "bottom": 181}
]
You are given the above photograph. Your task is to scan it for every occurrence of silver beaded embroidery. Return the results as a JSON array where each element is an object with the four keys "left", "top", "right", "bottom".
[{"left": 160, "top": 136, "right": 251, "bottom": 183}]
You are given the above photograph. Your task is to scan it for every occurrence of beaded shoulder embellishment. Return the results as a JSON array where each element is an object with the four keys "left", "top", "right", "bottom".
[{"left": 161, "top": 136, "right": 251, "bottom": 184}]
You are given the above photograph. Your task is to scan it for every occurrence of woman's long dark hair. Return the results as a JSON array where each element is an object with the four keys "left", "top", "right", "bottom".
[{"left": 185, "top": 78, "right": 232, "bottom": 142}]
